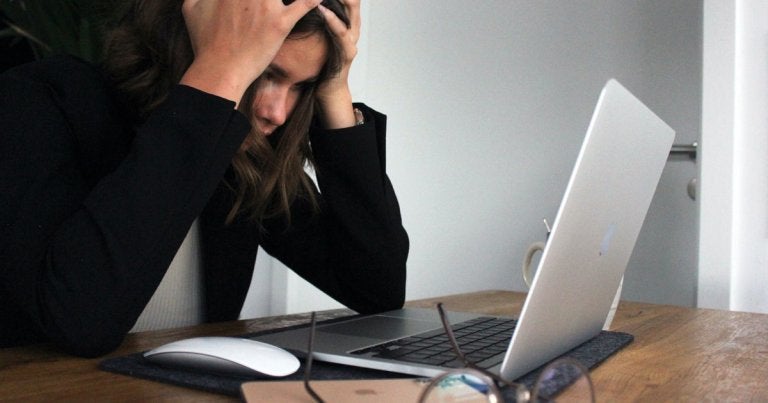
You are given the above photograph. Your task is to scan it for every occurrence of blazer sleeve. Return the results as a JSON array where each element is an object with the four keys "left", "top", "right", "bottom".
[
  {"left": 258, "top": 104, "right": 409, "bottom": 314},
  {"left": 0, "top": 59, "right": 250, "bottom": 356}
]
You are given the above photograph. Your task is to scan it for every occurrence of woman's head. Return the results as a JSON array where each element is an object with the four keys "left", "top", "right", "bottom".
[
  {"left": 104, "top": 0, "right": 351, "bottom": 224},
  {"left": 104, "top": 0, "right": 349, "bottom": 122}
]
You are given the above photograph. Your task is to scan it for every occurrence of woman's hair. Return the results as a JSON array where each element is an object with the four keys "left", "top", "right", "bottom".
[{"left": 102, "top": 0, "right": 350, "bottom": 225}]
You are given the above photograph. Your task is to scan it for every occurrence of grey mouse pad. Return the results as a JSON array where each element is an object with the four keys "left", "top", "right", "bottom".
[{"left": 99, "top": 319, "right": 633, "bottom": 398}]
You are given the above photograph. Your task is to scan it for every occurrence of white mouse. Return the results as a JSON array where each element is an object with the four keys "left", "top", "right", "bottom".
[{"left": 143, "top": 336, "right": 300, "bottom": 377}]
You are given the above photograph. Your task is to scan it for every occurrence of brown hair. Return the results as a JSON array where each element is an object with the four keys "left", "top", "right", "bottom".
[{"left": 102, "top": 0, "right": 350, "bottom": 225}]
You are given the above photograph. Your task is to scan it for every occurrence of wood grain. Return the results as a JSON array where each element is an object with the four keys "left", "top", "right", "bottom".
[{"left": 2, "top": 290, "right": 767, "bottom": 401}]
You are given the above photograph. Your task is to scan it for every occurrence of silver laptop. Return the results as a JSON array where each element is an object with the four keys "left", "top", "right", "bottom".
[{"left": 252, "top": 79, "right": 675, "bottom": 381}]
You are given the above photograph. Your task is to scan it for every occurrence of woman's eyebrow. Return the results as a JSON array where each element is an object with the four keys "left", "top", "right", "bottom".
[
  {"left": 265, "top": 63, "right": 289, "bottom": 79},
  {"left": 265, "top": 63, "right": 320, "bottom": 86}
]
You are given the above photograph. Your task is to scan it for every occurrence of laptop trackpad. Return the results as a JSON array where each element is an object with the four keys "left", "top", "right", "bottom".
[{"left": 319, "top": 316, "right": 439, "bottom": 340}]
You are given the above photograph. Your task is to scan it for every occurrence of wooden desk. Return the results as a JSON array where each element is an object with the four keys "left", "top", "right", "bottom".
[{"left": 2, "top": 290, "right": 768, "bottom": 401}]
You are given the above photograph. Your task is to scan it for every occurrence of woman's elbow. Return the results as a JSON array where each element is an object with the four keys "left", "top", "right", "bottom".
[
  {"left": 356, "top": 252, "right": 408, "bottom": 313},
  {"left": 49, "top": 324, "right": 126, "bottom": 357},
  {"left": 42, "top": 312, "right": 128, "bottom": 357}
]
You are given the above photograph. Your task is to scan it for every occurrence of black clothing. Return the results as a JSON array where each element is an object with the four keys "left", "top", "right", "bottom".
[{"left": 0, "top": 56, "right": 408, "bottom": 357}]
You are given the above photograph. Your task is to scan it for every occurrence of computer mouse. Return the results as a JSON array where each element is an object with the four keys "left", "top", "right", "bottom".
[{"left": 143, "top": 336, "right": 300, "bottom": 378}]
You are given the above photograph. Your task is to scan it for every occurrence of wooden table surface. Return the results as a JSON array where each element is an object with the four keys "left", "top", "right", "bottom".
[{"left": 2, "top": 290, "right": 768, "bottom": 401}]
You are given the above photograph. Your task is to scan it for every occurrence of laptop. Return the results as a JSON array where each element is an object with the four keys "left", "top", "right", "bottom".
[{"left": 252, "top": 79, "right": 675, "bottom": 381}]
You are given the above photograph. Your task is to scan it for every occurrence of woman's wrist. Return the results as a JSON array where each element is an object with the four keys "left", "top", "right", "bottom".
[{"left": 316, "top": 87, "right": 357, "bottom": 129}]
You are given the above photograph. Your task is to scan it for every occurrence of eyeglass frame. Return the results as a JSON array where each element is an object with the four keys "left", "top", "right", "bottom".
[{"left": 301, "top": 304, "right": 595, "bottom": 403}]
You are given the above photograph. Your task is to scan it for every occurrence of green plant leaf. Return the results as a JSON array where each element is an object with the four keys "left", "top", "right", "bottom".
[{"left": 0, "top": 0, "right": 117, "bottom": 62}]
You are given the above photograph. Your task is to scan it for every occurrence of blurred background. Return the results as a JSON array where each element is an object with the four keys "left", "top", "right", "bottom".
[{"left": 4, "top": 1, "right": 765, "bottom": 317}]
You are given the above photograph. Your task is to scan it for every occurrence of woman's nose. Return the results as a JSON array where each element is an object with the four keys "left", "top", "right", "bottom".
[{"left": 259, "top": 86, "right": 289, "bottom": 127}]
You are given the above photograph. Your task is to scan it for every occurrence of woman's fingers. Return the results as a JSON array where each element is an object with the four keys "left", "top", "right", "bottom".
[
  {"left": 344, "top": 0, "right": 361, "bottom": 40},
  {"left": 180, "top": 0, "right": 322, "bottom": 104},
  {"left": 319, "top": 0, "right": 358, "bottom": 64},
  {"left": 285, "top": 0, "right": 325, "bottom": 25}
]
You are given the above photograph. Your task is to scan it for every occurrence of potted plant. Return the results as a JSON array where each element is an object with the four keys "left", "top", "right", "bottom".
[{"left": 0, "top": 0, "right": 116, "bottom": 63}]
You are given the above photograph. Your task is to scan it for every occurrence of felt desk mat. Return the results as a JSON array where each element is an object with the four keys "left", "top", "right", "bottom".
[{"left": 100, "top": 321, "right": 633, "bottom": 398}]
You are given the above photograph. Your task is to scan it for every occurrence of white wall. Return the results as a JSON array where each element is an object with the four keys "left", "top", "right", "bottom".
[
  {"left": 361, "top": 1, "right": 703, "bottom": 303},
  {"left": 699, "top": 0, "right": 768, "bottom": 314},
  {"left": 730, "top": 1, "right": 768, "bottom": 313}
]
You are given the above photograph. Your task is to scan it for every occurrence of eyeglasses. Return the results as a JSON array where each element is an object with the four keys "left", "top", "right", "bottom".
[
  {"left": 417, "top": 303, "right": 595, "bottom": 402},
  {"left": 303, "top": 305, "right": 595, "bottom": 402}
]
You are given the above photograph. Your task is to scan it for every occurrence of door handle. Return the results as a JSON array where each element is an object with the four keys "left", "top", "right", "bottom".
[
  {"left": 670, "top": 141, "right": 697, "bottom": 160},
  {"left": 668, "top": 142, "right": 698, "bottom": 200}
]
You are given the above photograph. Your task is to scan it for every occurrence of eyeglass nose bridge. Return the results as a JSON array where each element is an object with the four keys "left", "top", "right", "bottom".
[{"left": 530, "top": 357, "right": 595, "bottom": 402}]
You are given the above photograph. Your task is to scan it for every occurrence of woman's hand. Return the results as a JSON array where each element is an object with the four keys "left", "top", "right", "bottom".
[
  {"left": 180, "top": 0, "right": 322, "bottom": 106},
  {"left": 316, "top": 0, "right": 361, "bottom": 129}
]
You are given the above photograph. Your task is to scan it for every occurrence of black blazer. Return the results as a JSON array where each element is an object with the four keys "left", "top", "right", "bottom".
[{"left": 0, "top": 56, "right": 408, "bottom": 357}]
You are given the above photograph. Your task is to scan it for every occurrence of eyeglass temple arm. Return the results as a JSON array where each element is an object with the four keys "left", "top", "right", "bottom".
[
  {"left": 436, "top": 303, "right": 473, "bottom": 367},
  {"left": 303, "top": 312, "right": 325, "bottom": 403},
  {"left": 436, "top": 303, "right": 518, "bottom": 388}
]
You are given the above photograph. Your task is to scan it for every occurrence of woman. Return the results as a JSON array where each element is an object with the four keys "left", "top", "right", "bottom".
[{"left": 0, "top": 0, "right": 408, "bottom": 357}]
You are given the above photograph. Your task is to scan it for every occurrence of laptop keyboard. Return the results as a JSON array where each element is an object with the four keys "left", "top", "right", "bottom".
[{"left": 350, "top": 316, "right": 516, "bottom": 369}]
